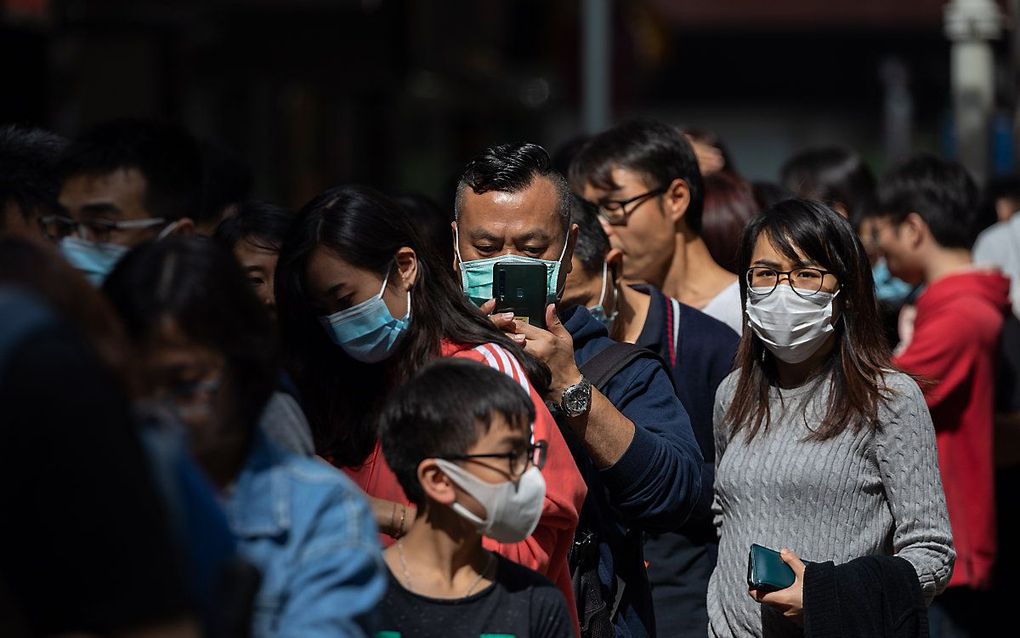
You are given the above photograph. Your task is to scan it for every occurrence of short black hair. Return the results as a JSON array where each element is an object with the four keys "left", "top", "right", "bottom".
[
  {"left": 455, "top": 142, "right": 577, "bottom": 232},
  {"left": 213, "top": 201, "right": 293, "bottom": 253},
  {"left": 569, "top": 118, "right": 705, "bottom": 234},
  {"left": 378, "top": 358, "right": 535, "bottom": 508},
  {"left": 877, "top": 153, "right": 979, "bottom": 249},
  {"left": 780, "top": 147, "right": 876, "bottom": 230},
  {"left": 572, "top": 199, "right": 611, "bottom": 275},
  {"left": 392, "top": 192, "right": 454, "bottom": 272},
  {"left": 0, "top": 125, "right": 67, "bottom": 223},
  {"left": 57, "top": 118, "right": 202, "bottom": 223}
]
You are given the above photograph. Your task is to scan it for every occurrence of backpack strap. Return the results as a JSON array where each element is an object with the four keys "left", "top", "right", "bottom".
[
  {"left": 667, "top": 297, "right": 682, "bottom": 369},
  {"left": 579, "top": 342, "right": 660, "bottom": 392}
]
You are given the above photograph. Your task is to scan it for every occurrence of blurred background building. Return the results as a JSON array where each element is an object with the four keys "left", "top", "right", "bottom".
[{"left": 1, "top": 0, "right": 1017, "bottom": 206}]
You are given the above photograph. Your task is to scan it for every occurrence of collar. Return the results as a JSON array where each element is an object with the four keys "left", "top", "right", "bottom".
[{"left": 226, "top": 429, "right": 291, "bottom": 538}]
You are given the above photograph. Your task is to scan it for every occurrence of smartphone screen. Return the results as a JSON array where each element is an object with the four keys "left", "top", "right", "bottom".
[{"left": 493, "top": 263, "right": 548, "bottom": 330}]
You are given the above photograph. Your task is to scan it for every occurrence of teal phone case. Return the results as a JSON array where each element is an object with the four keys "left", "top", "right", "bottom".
[{"left": 747, "top": 544, "right": 796, "bottom": 593}]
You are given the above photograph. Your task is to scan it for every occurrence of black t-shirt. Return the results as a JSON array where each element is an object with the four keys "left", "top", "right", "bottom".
[{"left": 375, "top": 554, "right": 572, "bottom": 638}]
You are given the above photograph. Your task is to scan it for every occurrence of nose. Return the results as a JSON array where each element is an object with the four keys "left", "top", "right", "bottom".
[{"left": 599, "top": 217, "right": 615, "bottom": 238}]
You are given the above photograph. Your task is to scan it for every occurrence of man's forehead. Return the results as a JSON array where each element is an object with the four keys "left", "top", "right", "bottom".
[{"left": 459, "top": 178, "right": 562, "bottom": 234}]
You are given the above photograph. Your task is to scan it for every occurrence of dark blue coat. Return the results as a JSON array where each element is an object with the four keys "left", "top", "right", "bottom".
[{"left": 561, "top": 305, "right": 704, "bottom": 638}]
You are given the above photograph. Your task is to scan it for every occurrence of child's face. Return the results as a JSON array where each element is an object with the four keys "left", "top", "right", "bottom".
[{"left": 448, "top": 414, "right": 531, "bottom": 519}]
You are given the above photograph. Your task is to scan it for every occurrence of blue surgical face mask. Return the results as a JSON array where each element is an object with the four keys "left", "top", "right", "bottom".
[
  {"left": 319, "top": 271, "right": 411, "bottom": 363},
  {"left": 589, "top": 261, "right": 618, "bottom": 329},
  {"left": 59, "top": 220, "right": 180, "bottom": 286},
  {"left": 454, "top": 226, "right": 569, "bottom": 307},
  {"left": 60, "top": 236, "right": 129, "bottom": 286},
  {"left": 872, "top": 258, "right": 914, "bottom": 304}
]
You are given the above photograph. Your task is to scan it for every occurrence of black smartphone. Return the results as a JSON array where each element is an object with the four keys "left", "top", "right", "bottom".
[
  {"left": 746, "top": 544, "right": 796, "bottom": 593},
  {"left": 493, "top": 262, "right": 548, "bottom": 330}
]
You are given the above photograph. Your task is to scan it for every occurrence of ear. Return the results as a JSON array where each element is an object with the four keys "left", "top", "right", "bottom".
[
  {"left": 902, "top": 212, "right": 928, "bottom": 248},
  {"left": 173, "top": 217, "right": 196, "bottom": 236},
  {"left": 606, "top": 247, "right": 624, "bottom": 283},
  {"left": 393, "top": 246, "right": 419, "bottom": 291},
  {"left": 563, "top": 223, "right": 579, "bottom": 275},
  {"left": 419, "top": 459, "right": 458, "bottom": 506},
  {"left": 451, "top": 221, "right": 461, "bottom": 273},
  {"left": 663, "top": 177, "right": 691, "bottom": 225}
]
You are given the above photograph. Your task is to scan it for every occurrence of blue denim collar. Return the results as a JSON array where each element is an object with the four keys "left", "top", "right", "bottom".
[{"left": 227, "top": 429, "right": 291, "bottom": 538}]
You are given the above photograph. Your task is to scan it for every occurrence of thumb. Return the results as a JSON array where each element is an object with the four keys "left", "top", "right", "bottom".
[
  {"left": 780, "top": 549, "right": 806, "bottom": 577},
  {"left": 545, "top": 304, "right": 566, "bottom": 337}
]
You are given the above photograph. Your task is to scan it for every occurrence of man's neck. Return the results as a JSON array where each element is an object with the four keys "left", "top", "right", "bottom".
[
  {"left": 611, "top": 283, "right": 651, "bottom": 344},
  {"left": 661, "top": 229, "right": 736, "bottom": 308},
  {"left": 923, "top": 247, "right": 974, "bottom": 285},
  {"left": 386, "top": 509, "right": 491, "bottom": 597}
]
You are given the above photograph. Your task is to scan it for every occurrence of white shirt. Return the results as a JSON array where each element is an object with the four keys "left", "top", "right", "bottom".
[
  {"left": 973, "top": 214, "right": 1020, "bottom": 318},
  {"left": 701, "top": 280, "right": 742, "bottom": 335}
]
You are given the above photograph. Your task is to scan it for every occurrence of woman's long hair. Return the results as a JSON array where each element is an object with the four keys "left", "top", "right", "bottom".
[
  {"left": 724, "top": 198, "right": 894, "bottom": 442},
  {"left": 275, "top": 185, "right": 551, "bottom": 466}
]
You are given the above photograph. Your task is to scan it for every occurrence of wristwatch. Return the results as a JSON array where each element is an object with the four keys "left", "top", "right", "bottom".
[{"left": 559, "top": 376, "right": 592, "bottom": 418}]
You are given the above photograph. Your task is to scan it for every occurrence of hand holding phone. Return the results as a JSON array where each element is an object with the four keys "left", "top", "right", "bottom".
[{"left": 747, "top": 544, "right": 796, "bottom": 593}]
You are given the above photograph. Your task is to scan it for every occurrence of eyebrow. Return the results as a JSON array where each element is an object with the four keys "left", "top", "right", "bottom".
[
  {"left": 752, "top": 257, "right": 821, "bottom": 269},
  {"left": 244, "top": 265, "right": 267, "bottom": 274},
  {"left": 79, "top": 202, "right": 123, "bottom": 218},
  {"left": 468, "top": 229, "right": 502, "bottom": 243}
]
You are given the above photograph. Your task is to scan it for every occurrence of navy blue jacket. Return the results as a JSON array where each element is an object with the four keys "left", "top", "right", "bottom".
[
  {"left": 631, "top": 285, "right": 738, "bottom": 636},
  {"left": 561, "top": 305, "right": 704, "bottom": 638}
]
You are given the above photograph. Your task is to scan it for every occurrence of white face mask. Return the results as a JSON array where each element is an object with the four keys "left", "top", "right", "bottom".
[
  {"left": 745, "top": 285, "right": 840, "bottom": 364},
  {"left": 434, "top": 459, "right": 546, "bottom": 544}
]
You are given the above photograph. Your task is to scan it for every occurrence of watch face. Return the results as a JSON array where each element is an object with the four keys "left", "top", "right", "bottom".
[{"left": 562, "top": 380, "right": 591, "bottom": 416}]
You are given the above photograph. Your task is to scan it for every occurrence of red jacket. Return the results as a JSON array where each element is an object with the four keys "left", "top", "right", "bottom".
[
  {"left": 342, "top": 341, "right": 586, "bottom": 632},
  {"left": 894, "top": 270, "right": 1010, "bottom": 590}
]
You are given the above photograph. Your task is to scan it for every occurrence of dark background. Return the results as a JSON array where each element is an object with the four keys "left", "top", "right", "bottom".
[{"left": 1, "top": 0, "right": 1014, "bottom": 207}]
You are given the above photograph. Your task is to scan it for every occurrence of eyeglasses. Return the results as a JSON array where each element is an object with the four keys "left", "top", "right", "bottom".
[
  {"left": 745, "top": 266, "right": 836, "bottom": 298},
  {"left": 440, "top": 440, "right": 548, "bottom": 479},
  {"left": 596, "top": 187, "right": 667, "bottom": 226},
  {"left": 38, "top": 215, "right": 166, "bottom": 243}
]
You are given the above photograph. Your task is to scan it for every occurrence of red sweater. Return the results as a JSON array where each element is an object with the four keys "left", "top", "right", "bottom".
[
  {"left": 342, "top": 341, "right": 586, "bottom": 632},
  {"left": 894, "top": 270, "right": 1010, "bottom": 590}
]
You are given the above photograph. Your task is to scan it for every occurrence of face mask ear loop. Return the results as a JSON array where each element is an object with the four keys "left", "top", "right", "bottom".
[
  {"left": 597, "top": 260, "right": 609, "bottom": 307},
  {"left": 453, "top": 224, "right": 465, "bottom": 266},
  {"left": 156, "top": 221, "right": 179, "bottom": 241}
]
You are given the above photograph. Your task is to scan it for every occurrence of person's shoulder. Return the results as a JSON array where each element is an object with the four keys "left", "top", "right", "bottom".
[
  {"left": 876, "top": 369, "right": 927, "bottom": 422},
  {"left": 452, "top": 342, "right": 534, "bottom": 390},
  {"left": 493, "top": 554, "right": 561, "bottom": 595},
  {"left": 677, "top": 300, "right": 740, "bottom": 345}
]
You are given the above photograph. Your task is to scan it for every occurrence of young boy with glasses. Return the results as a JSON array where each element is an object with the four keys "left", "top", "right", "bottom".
[{"left": 375, "top": 358, "right": 572, "bottom": 638}]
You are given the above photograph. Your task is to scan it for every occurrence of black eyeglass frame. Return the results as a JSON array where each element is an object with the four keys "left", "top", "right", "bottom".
[
  {"left": 439, "top": 440, "right": 548, "bottom": 479},
  {"left": 596, "top": 186, "right": 668, "bottom": 226},
  {"left": 744, "top": 266, "right": 838, "bottom": 299}
]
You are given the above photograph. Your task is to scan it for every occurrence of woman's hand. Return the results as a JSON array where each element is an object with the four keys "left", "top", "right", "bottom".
[
  {"left": 749, "top": 548, "right": 806, "bottom": 624},
  {"left": 369, "top": 496, "right": 415, "bottom": 538}
]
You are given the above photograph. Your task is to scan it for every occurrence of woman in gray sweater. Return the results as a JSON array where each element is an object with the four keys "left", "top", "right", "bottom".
[{"left": 707, "top": 199, "right": 955, "bottom": 637}]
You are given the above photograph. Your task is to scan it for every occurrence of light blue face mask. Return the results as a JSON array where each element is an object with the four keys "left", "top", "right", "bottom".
[
  {"left": 59, "top": 221, "right": 180, "bottom": 286},
  {"left": 319, "top": 271, "right": 411, "bottom": 363},
  {"left": 59, "top": 236, "right": 129, "bottom": 286},
  {"left": 454, "top": 226, "right": 569, "bottom": 307},
  {"left": 589, "top": 261, "right": 618, "bottom": 329},
  {"left": 872, "top": 258, "right": 914, "bottom": 304}
]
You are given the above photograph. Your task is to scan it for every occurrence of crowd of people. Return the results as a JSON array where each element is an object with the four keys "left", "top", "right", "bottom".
[{"left": 0, "top": 115, "right": 1017, "bottom": 638}]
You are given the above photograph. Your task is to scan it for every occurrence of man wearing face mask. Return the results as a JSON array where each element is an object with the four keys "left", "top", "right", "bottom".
[
  {"left": 53, "top": 118, "right": 201, "bottom": 284},
  {"left": 375, "top": 359, "right": 573, "bottom": 637},
  {"left": 561, "top": 201, "right": 738, "bottom": 637},
  {"left": 455, "top": 143, "right": 704, "bottom": 638}
]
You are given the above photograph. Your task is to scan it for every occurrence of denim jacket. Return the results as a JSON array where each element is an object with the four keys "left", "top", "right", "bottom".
[{"left": 224, "top": 431, "right": 386, "bottom": 637}]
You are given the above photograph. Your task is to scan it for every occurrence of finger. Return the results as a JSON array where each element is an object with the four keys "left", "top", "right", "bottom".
[
  {"left": 780, "top": 549, "right": 806, "bottom": 577},
  {"left": 490, "top": 312, "right": 517, "bottom": 331},
  {"left": 508, "top": 332, "right": 526, "bottom": 345},
  {"left": 513, "top": 319, "right": 551, "bottom": 339},
  {"left": 479, "top": 299, "right": 496, "bottom": 315},
  {"left": 545, "top": 304, "right": 569, "bottom": 339}
]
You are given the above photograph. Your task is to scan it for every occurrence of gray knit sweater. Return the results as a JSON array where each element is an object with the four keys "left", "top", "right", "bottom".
[{"left": 707, "top": 370, "right": 955, "bottom": 638}]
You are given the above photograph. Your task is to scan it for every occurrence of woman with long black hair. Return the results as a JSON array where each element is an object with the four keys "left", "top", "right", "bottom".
[
  {"left": 274, "top": 185, "right": 585, "bottom": 629},
  {"left": 707, "top": 199, "right": 955, "bottom": 637}
]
